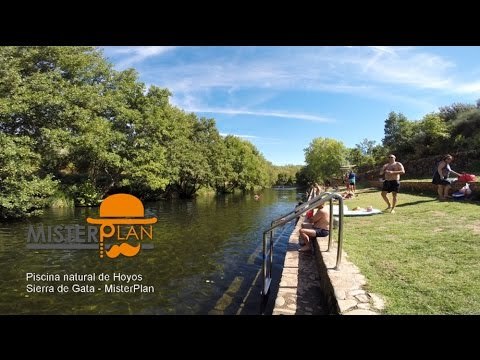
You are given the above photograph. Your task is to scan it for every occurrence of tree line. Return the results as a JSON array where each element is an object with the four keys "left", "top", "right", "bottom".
[
  {"left": 3, "top": 47, "right": 478, "bottom": 218},
  {"left": 0, "top": 47, "right": 293, "bottom": 219},
  {"left": 300, "top": 103, "right": 480, "bottom": 185}
]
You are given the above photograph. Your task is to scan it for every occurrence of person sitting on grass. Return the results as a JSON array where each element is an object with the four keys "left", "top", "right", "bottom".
[{"left": 298, "top": 203, "right": 330, "bottom": 252}]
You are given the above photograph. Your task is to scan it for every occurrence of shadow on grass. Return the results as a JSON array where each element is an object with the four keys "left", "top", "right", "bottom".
[
  {"left": 395, "top": 199, "right": 438, "bottom": 208},
  {"left": 356, "top": 188, "right": 381, "bottom": 194},
  {"left": 449, "top": 198, "right": 480, "bottom": 206}
]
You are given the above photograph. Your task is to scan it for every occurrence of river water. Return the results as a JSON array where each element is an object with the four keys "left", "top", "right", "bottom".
[{"left": 0, "top": 188, "right": 301, "bottom": 314}]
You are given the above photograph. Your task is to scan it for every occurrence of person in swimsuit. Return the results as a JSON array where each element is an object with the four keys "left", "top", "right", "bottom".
[
  {"left": 298, "top": 203, "right": 330, "bottom": 252},
  {"left": 379, "top": 154, "right": 405, "bottom": 214}
]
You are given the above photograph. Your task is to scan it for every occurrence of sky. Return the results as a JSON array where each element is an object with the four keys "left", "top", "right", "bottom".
[{"left": 102, "top": 46, "right": 480, "bottom": 165}]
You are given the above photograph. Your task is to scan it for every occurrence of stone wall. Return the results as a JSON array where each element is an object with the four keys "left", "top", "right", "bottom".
[
  {"left": 313, "top": 236, "right": 384, "bottom": 315},
  {"left": 368, "top": 180, "right": 479, "bottom": 199},
  {"left": 358, "top": 150, "right": 480, "bottom": 181}
]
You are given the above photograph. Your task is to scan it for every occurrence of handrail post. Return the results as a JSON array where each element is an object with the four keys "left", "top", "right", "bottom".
[
  {"left": 328, "top": 198, "right": 333, "bottom": 252},
  {"left": 269, "top": 229, "right": 274, "bottom": 281},
  {"left": 335, "top": 195, "right": 344, "bottom": 270},
  {"left": 262, "top": 232, "right": 267, "bottom": 295},
  {"left": 261, "top": 190, "right": 344, "bottom": 296}
]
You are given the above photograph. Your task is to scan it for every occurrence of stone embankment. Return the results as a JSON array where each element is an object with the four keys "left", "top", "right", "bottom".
[{"left": 273, "top": 214, "right": 385, "bottom": 315}]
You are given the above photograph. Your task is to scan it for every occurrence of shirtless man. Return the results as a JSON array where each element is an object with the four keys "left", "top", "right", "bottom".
[
  {"left": 379, "top": 154, "right": 405, "bottom": 214},
  {"left": 298, "top": 203, "right": 330, "bottom": 252}
]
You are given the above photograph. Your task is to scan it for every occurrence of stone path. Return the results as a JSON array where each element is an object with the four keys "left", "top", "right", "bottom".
[
  {"left": 272, "top": 220, "right": 324, "bottom": 315},
  {"left": 273, "top": 213, "right": 385, "bottom": 315}
]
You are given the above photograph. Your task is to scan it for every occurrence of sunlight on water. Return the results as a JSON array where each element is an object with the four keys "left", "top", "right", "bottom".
[{"left": 0, "top": 188, "right": 301, "bottom": 314}]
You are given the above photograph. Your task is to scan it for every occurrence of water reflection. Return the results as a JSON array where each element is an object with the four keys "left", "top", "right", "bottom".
[{"left": 0, "top": 188, "right": 299, "bottom": 314}]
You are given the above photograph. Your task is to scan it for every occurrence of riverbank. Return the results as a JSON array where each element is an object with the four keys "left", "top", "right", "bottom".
[{"left": 339, "top": 187, "right": 480, "bottom": 314}]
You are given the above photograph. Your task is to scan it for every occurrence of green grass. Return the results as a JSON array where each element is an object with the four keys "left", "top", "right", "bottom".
[{"left": 337, "top": 187, "right": 480, "bottom": 314}]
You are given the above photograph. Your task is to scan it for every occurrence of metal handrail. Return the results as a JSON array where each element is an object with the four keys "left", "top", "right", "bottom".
[
  {"left": 270, "top": 191, "right": 333, "bottom": 227},
  {"left": 261, "top": 191, "right": 345, "bottom": 296}
]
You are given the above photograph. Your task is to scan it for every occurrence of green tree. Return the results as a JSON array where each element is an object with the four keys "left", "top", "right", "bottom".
[
  {"left": 0, "top": 46, "right": 301, "bottom": 209},
  {"left": 277, "top": 173, "right": 288, "bottom": 186},
  {"left": 0, "top": 46, "right": 129, "bottom": 204},
  {"left": 347, "top": 148, "right": 365, "bottom": 167},
  {"left": 438, "top": 102, "right": 476, "bottom": 123},
  {"left": 120, "top": 87, "right": 173, "bottom": 198},
  {"left": 383, "top": 112, "right": 410, "bottom": 148},
  {"left": 382, "top": 111, "right": 417, "bottom": 158},
  {"left": 0, "top": 46, "right": 113, "bottom": 137},
  {"left": 295, "top": 166, "right": 311, "bottom": 187},
  {"left": 356, "top": 138, "right": 377, "bottom": 156},
  {"left": 411, "top": 113, "right": 449, "bottom": 156},
  {"left": 0, "top": 134, "right": 57, "bottom": 219},
  {"left": 304, "top": 137, "right": 347, "bottom": 182},
  {"left": 212, "top": 138, "right": 236, "bottom": 193},
  {"left": 371, "top": 144, "right": 389, "bottom": 165},
  {"left": 273, "top": 164, "right": 302, "bottom": 186},
  {"left": 451, "top": 109, "right": 480, "bottom": 151},
  {"left": 221, "top": 136, "right": 270, "bottom": 191}
]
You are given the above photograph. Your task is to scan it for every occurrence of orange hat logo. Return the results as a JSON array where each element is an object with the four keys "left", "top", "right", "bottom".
[{"left": 87, "top": 194, "right": 157, "bottom": 259}]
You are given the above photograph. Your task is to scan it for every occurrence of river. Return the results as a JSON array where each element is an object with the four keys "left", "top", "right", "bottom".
[{"left": 0, "top": 188, "right": 301, "bottom": 314}]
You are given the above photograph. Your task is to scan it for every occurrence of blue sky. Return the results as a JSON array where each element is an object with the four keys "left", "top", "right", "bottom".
[{"left": 102, "top": 46, "right": 480, "bottom": 165}]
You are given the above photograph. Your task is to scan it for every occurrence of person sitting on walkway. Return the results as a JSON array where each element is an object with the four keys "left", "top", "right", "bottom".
[
  {"left": 298, "top": 203, "right": 330, "bottom": 252},
  {"left": 432, "top": 154, "right": 463, "bottom": 201}
]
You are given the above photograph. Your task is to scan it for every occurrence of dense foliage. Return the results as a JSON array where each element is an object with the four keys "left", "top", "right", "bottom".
[
  {"left": 302, "top": 102, "right": 480, "bottom": 185},
  {"left": 270, "top": 164, "right": 303, "bottom": 186},
  {"left": 0, "top": 134, "right": 57, "bottom": 218},
  {"left": 381, "top": 106, "right": 480, "bottom": 161},
  {"left": 0, "top": 46, "right": 282, "bottom": 217},
  {"left": 303, "top": 137, "right": 348, "bottom": 184}
]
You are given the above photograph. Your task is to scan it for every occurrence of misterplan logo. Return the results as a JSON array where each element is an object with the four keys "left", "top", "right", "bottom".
[{"left": 27, "top": 194, "right": 157, "bottom": 259}]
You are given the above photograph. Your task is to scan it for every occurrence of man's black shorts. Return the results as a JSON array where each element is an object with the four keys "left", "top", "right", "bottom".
[
  {"left": 314, "top": 228, "right": 329, "bottom": 237},
  {"left": 382, "top": 180, "right": 400, "bottom": 193}
]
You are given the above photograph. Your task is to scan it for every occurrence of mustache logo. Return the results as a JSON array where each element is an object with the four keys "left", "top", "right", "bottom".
[{"left": 105, "top": 243, "right": 141, "bottom": 258}]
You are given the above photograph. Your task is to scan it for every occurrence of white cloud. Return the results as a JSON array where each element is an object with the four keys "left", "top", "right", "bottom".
[
  {"left": 368, "top": 46, "right": 398, "bottom": 55},
  {"left": 113, "top": 46, "right": 468, "bottom": 94},
  {"left": 454, "top": 81, "right": 480, "bottom": 94},
  {"left": 186, "top": 107, "right": 333, "bottom": 123},
  {"left": 110, "top": 46, "right": 480, "bottom": 118},
  {"left": 219, "top": 133, "right": 282, "bottom": 145},
  {"left": 107, "top": 46, "right": 176, "bottom": 69},
  {"left": 219, "top": 133, "right": 258, "bottom": 139},
  {"left": 139, "top": 47, "right": 465, "bottom": 106}
]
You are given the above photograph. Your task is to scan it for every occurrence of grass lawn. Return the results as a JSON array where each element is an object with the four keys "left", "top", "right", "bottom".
[{"left": 338, "top": 187, "right": 480, "bottom": 314}]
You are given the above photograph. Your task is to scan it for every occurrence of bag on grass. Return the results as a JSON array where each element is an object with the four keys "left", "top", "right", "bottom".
[{"left": 458, "top": 173, "right": 476, "bottom": 182}]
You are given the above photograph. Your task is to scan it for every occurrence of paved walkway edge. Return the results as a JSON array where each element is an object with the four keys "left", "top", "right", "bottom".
[
  {"left": 313, "top": 235, "right": 385, "bottom": 315},
  {"left": 273, "top": 215, "right": 385, "bottom": 315},
  {"left": 272, "top": 218, "right": 323, "bottom": 315}
]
